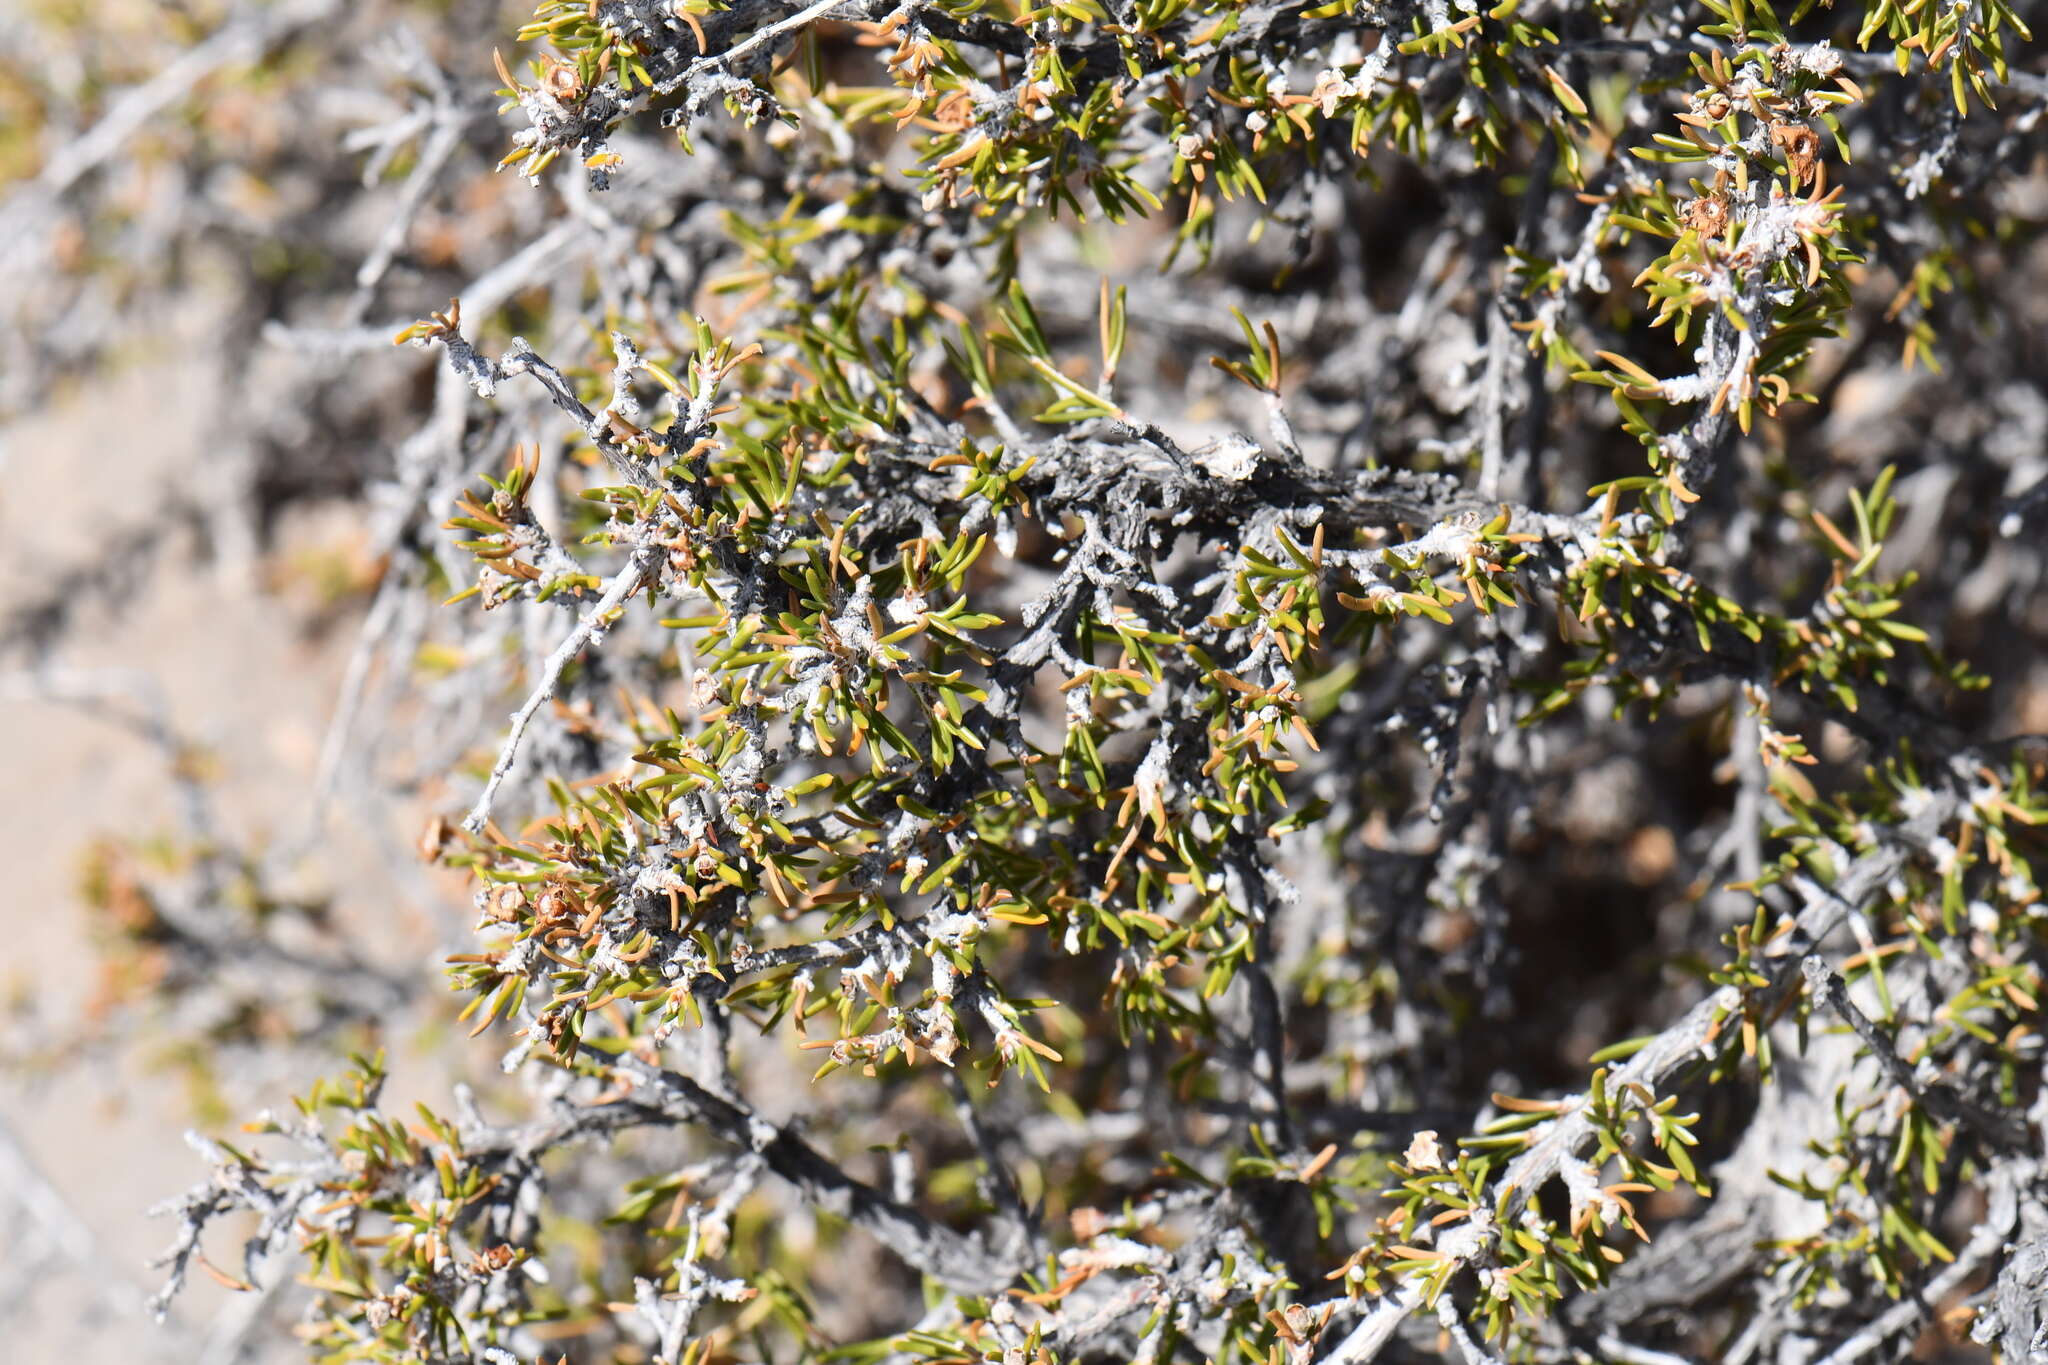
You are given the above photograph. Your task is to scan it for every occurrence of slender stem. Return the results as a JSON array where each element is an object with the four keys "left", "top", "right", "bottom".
[{"left": 461, "top": 544, "right": 660, "bottom": 834}]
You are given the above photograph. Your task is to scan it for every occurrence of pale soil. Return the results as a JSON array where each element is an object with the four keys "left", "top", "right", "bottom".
[{"left": 0, "top": 359, "right": 419, "bottom": 1361}]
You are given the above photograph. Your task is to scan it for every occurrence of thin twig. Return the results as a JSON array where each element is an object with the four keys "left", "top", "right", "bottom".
[
  {"left": 347, "top": 111, "right": 470, "bottom": 320},
  {"left": 690, "top": 0, "right": 851, "bottom": 74},
  {"left": 1801, "top": 956, "right": 2030, "bottom": 1149},
  {"left": 1593, "top": 1333, "right": 1697, "bottom": 1365},
  {"left": 1436, "top": 1296, "right": 1507, "bottom": 1365},
  {"left": 461, "top": 543, "right": 660, "bottom": 833}
]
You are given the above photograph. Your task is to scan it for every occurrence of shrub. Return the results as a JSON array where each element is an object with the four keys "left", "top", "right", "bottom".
[{"left": 6, "top": 0, "right": 2048, "bottom": 1362}]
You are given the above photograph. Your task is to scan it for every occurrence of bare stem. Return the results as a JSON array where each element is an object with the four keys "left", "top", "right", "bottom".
[{"left": 461, "top": 543, "right": 660, "bottom": 834}]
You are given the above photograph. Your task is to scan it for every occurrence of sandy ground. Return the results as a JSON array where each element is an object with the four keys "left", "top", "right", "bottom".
[{"left": 0, "top": 360, "right": 413, "bottom": 1361}]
